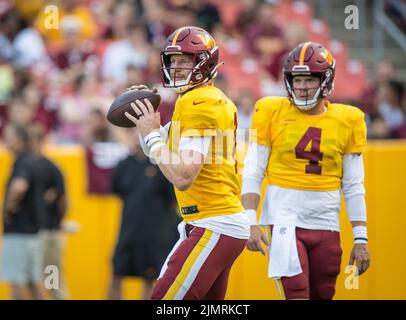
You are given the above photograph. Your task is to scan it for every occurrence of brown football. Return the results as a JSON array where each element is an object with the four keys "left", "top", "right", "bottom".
[{"left": 107, "top": 89, "right": 161, "bottom": 128}]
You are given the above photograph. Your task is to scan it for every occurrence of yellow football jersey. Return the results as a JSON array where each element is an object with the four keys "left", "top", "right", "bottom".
[
  {"left": 251, "top": 97, "right": 367, "bottom": 191},
  {"left": 168, "top": 83, "right": 243, "bottom": 221}
]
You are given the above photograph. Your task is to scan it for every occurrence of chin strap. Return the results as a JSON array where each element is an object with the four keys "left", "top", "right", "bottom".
[
  {"left": 211, "top": 61, "right": 224, "bottom": 75},
  {"left": 173, "top": 62, "right": 225, "bottom": 94}
]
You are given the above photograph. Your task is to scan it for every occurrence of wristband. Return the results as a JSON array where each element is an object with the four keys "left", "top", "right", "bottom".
[
  {"left": 149, "top": 140, "right": 165, "bottom": 154},
  {"left": 144, "top": 131, "right": 162, "bottom": 149},
  {"left": 353, "top": 225, "right": 368, "bottom": 244},
  {"left": 245, "top": 209, "right": 258, "bottom": 226}
]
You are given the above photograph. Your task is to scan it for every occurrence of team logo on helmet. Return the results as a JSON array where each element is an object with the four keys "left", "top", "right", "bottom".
[
  {"left": 196, "top": 33, "right": 216, "bottom": 49},
  {"left": 320, "top": 49, "right": 333, "bottom": 65}
]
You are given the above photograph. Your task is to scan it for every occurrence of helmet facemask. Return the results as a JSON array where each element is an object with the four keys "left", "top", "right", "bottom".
[
  {"left": 285, "top": 62, "right": 335, "bottom": 111},
  {"left": 283, "top": 42, "right": 336, "bottom": 111},
  {"left": 160, "top": 47, "right": 220, "bottom": 94}
]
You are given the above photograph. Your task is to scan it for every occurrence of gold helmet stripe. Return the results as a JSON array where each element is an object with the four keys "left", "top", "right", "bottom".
[
  {"left": 299, "top": 42, "right": 311, "bottom": 65},
  {"left": 172, "top": 27, "right": 187, "bottom": 46}
]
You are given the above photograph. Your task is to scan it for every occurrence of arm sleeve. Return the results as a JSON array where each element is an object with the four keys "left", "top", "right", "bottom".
[
  {"left": 342, "top": 153, "right": 367, "bottom": 222},
  {"left": 242, "top": 143, "right": 271, "bottom": 195},
  {"left": 179, "top": 136, "right": 212, "bottom": 157}
]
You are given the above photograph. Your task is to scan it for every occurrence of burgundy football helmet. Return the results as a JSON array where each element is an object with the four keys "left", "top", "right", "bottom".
[
  {"left": 283, "top": 42, "right": 336, "bottom": 110},
  {"left": 160, "top": 26, "right": 222, "bottom": 93}
]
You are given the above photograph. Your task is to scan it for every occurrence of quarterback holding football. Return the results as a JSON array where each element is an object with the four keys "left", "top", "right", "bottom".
[
  {"left": 242, "top": 42, "right": 370, "bottom": 300},
  {"left": 125, "top": 26, "right": 249, "bottom": 300}
]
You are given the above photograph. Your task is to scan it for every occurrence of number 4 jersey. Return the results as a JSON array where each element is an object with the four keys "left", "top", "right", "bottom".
[{"left": 251, "top": 96, "right": 367, "bottom": 191}]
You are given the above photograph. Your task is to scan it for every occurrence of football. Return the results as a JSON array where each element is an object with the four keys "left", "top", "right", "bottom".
[{"left": 107, "top": 89, "right": 161, "bottom": 128}]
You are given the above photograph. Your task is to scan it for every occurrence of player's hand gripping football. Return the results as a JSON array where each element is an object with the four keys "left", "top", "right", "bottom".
[
  {"left": 124, "top": 86, "right": 160, "bottom": 138},
  {"left": 126, "top": 84, "right": 158, "bottom": 93},
  {"left": 349, "top": 243, "right": 370, "bottom": 275},
  {"left": 247, "top": 225, "right": 269, "bottom": 255}
]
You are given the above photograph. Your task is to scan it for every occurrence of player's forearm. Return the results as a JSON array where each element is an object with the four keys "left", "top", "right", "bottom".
[
  {"left": 242, "top": 193, "right": 261, "bottom": 211},
  {"left": 242, "top": 193, "right": 261, "bottom": 225},
  {"left": 351, "top": 221, "right": 366, "bottom": 227},
  {"left": 153, "top": 145, "right": 200, "bottom": 191}
]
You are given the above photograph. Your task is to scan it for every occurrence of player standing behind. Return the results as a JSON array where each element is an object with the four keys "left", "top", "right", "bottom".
[
  {"left": 241, "top": 42, "right": 370, "bottom": 300},
  {"left": 124, "top": 26, "right": 249, "bottom": 300}
]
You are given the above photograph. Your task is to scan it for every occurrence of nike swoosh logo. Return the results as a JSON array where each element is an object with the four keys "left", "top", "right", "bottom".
[{"left": 193, "top": 100, "right": 206, "bottom": 105}]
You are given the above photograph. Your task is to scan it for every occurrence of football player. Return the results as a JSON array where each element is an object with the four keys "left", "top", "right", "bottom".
[
  {"left": 241, "top": 42, "right": 370, "bottom": 300},
  {"left": 125, "top": 26, "right": 249, "bottom": 300}
]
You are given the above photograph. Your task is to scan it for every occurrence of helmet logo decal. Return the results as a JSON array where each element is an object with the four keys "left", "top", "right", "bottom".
[
  {"left": 320, "top": 49, "right": 333, "bottom": 65},
  {"left": 196, "top": 33, "right": 216, "bottom": 49}
]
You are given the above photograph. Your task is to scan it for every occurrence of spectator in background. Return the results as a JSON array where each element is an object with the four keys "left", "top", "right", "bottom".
[
  {"left": 0, "top": 63, "right": 14, "bottom": 113},
  {"left": 12, "top": 6, "right": 50, "bottom": 69},
  {"left": 13, "top": 0, "right": 43, "bottom": 23},
  {"left": 266, "top": 22, "right": 308, "bottom": 82},
  {"left": 35, "top": 0, "right": 97, "bottom": 46},
  {"left": 20, "top": 79, "right": 57, "bottom": 133},
  {"left": 1, "top": 123, "right": 45, "bottom": 300},
  {"left": 236, "top": 89, "right": 256, "bottom": 143},
  {"left": 8, "top": 96, "right": 36, "bottom": 127},
  {"left": 82, "top": 108, "right": 112, "bottom": 145},
  {"left": 245, "top": 2, "right": 284, "bottom": 67},
  {"left": 0, "top": 5, "right": 51, "bottom": 69},
  {"left": 377, "top": 80, "right": 406, "bottom": 138},
  {"left": 6, "top": 70, "right": 58, "bottom": 135},
  {"left": 162, "top": 2, "right": 197, "bottom": 30},
  {"left": 51, "top": 15, "right": 98, "bottom": 85},
  {"left": 101, "top": 21, "right": 148, "bottom": 85},
  {"left": 101, "top": 1, "right": 138, "bottom": 41},
  {"left": 143, "top": 0, "right": 173, "bottom": 46},
  {"left": 184, "top": 0, "right": 221, "bottom": 33},
  {"left": 368, "top": 80, "right": 406, "bottom": 140},
  {"left": 126, "top": 64, "right": 144, "bottom": 89},
  {"left": 83, "top": 108, "right": 128, "bottom": 194},
  {"left": 57, "top": 72, "right": 111, "bottom": 144},
  {"left": 29, "top": 124, "right": 69, "bottom": 300},
  {"left": 361, "top": 58, "right": 395, "bottom": 116},
  {"left": 0, "top": 8, "right": 22, "bottom": 62},
  {"left": 108, "top": 129, "right": 179, "bottom": 300},
  {"left": 236, "top": 0, "right": 261, "bottom": 33}
]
